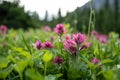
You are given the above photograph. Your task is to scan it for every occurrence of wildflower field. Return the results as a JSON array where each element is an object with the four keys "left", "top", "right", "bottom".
[{"left": 0, "top": 24, "right": 120, "bottom": 80}]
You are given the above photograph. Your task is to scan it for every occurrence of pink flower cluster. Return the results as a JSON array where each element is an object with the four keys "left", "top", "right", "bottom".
[
  {"left": 0, "top": 25, "right": 8, "bottom": 36},
  {"left": 73, "top": 33, "right": 87, "bottom": 45},
  {"left": 91, "top": 30, "right": 98, "bottom": 37},
  {"left": 43, "top": 41, "right": 53, "bottom": 48},
  {"left": 35, "top": 40, "right": 42, "bottom": 50},
  {"left": 35, "top": 40, "right": 53, "bottom": 50},
  {"left": 54, "top": 24, "right": 66, "bottom": 36},
  {"left": 64, "top": 39, "right": 77, "bottom": 56},
  {"left": 54, "top": 56, "right": 63, "bottom": 65},
  {"left": 44, "top": 26, "right": 51, "bottom": 32},
  {"left": 63, "top": 32, "right": 91, "bottom": 56},
  {"left": 97, "top": 35, "right": 108, "bottom": 44},
  {"left": 90, "top": 57, "right": 100, "bottom": 64},
  {"left": 91, "top": 30, "right": 108, "bottom": 44}
]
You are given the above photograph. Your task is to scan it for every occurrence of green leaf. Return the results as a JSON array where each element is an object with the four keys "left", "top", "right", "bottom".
[
  {"left": 7, "top": 54, "right": 16, "bottom": 63},
  {"left": 0, "top": 57, "right": 9, "bottom": 68},
  {"left": 42, "top": 51, "right": 53, "bottom": 63},
  {"left": 81, "top": 55, "right": 95, "bottom": 69},
  {"left": 56, "top": 73, "right": 63, "bottom": 78},
  {"left": 25, "top": 68, "right": 44, "bottom": 80},
  {"left": 103, "top": 70, "right": 113, "bottom": 80},
  {"left": 0, "top": 64, "right": 14, "bottom": 78},
  {"left": 101, "top": 59, "right": 113, "bottom": 64},
  {"left": 14, "top": 60, "right": 28, "bottom": 73},
  {"left": 22, "top": 35, "right": 32, "bottom": 54},
  {"left": 45, "top": 75, "right": 56, "bottom": 80},
  {"left": 12, "top": 47, "right": 31, "bottom": 59}
]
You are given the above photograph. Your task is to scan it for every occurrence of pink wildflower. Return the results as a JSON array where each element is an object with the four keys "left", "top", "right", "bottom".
[
  {"left": 50, "top": 36, "right": 54, "bottom": 42},
  {"left": 73, "top": 33, "right": 87, "bottom": 45},
  {"left": 0, "top": 25, "right": 8, "bottom": 36},
  {"left": 91, "top": 30, "right": 99, "bottom": 37},
  {"left": 54, "top": 56, "right": 63, "bottom": 65},
  {"left": 44, "top": 26, "right": 51, "bottom": 31},
  {"left": 97, "top": 35, "right": 108, "bottom": 44},
  {"left": 35, "top": 40, "right": 42, "bottom": 50},
  {"left": 54, "top": 24, "right": 66, "bottom": 36},
  {"left": 65, "top": 35, "right": 71, "bottom": 40},
  {"left": 43, "top": 41, "right": 53, "bottom": 48},
  {"left": 64, "top": 39, "right": 77, "bottom": 56},
  {"left": 91, "top": 57, "right": 100, "bottom": 64}
]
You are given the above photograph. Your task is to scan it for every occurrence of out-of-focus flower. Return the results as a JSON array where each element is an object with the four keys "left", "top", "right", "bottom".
[
  {"left": 97, "top": 35, "right": 108, "bottom": 44},
  {"left": 35, "top": 40, "right": 42, "bottom": 50},
  {"left": 44, "top": 26, "right": 51, "bottom": 31},
  {"left": 91, "top": 30, "right": 99, "bottom": 37},
  {"left": 43, "top": 41, "right": 53, "bottom": 48},
  {"left": 65, "top": 35, "right": 71, "bottom": 40},
  {"left": 64, "top": 39, "right": 77, "bottom": 56},
  {"left": 81, "top": 42, "right": 92, "bottom": 50},
  {"left": 50, "top": 36, "right": 54, "bottom": 42},
  {"left": 54, "top": 24, "right": 66, "bottom": 36},
  {"left": 0, "top": 25, "right": 8, "bottom": 36},
  {"left": 54, "top": 56, "right": 63, "bottom": 65},
  {"left": 91, "top": 57, "right": 100, "bottom": 64},
  {"left": 73, "top": 33, "right": 87, "bottom": 45}
]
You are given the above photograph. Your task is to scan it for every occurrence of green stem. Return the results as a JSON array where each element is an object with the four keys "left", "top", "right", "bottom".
[
  {"left": 92, "top": 73, "right": 96, "bottom": 80},
  {"left": 44, "top": 63, "right": 47, "bottom": 76},
  {"left": 19, "top": 72, "right": 23, "bottom": 80},
  {"left": 88, "top": 0, "right": 93, "bottom": 38}
]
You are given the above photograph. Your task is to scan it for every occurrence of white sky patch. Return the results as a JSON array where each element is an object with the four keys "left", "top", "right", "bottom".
[{"left": 20, "top": 0, "right": 90, "bottom": 20}]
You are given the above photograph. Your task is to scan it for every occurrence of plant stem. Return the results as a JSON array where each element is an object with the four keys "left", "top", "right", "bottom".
[
  {"left": 19, "top": 72, "right": 23, "bottom": 80},
  {"left": 88, "top": 0, "right": 93, "bottom": 38},
  {"left": 44, "top": 63, "right": 47, "bottom": 76}
]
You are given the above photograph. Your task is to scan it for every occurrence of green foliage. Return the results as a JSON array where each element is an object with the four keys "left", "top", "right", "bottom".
[{"left": 0, "top": 27, "right": 120, "bottom": 80}]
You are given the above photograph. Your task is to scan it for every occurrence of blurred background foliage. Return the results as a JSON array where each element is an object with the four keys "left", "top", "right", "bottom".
[{"left": 0, "top": 0, "right": 120, "bottom": 34}]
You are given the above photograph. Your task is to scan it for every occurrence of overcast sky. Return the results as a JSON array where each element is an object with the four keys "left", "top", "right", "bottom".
[{"left": 19, "top": 0, "right": 90, "bottom": 20}]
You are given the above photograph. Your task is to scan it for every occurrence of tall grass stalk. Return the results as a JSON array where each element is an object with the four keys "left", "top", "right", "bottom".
[{"left": 88, "top": 0, "right": 95, "bottom": 38}]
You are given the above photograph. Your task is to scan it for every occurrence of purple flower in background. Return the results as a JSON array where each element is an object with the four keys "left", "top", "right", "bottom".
[
  {"left": 73, "top": 33, "right": 87, "bottom": 45},
  {"left": 43, "top": 41, "right": 53, "bottom": 48},
  {"left": 0, "top": 25, "right": 8, "bottom": 35},
  {"left": 44, "top": 26, "right": 51, "bottom": 31},
  {"left": 54, "top": 24, "right": 66, "bottom": 35},
  {"left": 54, "top": 56, "right": 63, "bottom": 65},
  {"left": 50, "top": 36, "right": 54, "bottom": 42},
  {"left": 64, "top": 39, "right": 77, "bottom": 56},
  {"left": 35, "top": 40, "right": 42, "bottom": 50},
  {"left": 91, "top": 57, "right": 100, "bottom": 64},
  {"left": 97, "top": 35, "right": 108, "bottom": 44},
  {"left": 91, "top": 30, "right": 99, "bottom": 37},
  {"left": 65, "top": 35, "right": 71, "bottom": 40}
]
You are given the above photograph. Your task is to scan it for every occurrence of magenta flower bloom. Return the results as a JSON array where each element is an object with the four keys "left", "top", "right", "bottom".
[
  {"left": 91, "top": 30, "right": 99, "bottom": 37},
  {"left": 50, "top": 36, "right": 54, "bottom": 42},
  {"left": 44, "top": 26, "right": 51, "bottom": 31},
  {"left": 65, "top": 35, "right": 71, "bottom": 40},
  {"left": 54, "top": 56, "right": 63, "bottom": 65},
  {"left": 54, "top": 24, "right": 66, "bottom": 35},
  {"left": 35, "top": 40, "right": 42, "bottom": 50},
  {"left": 97, "top": 35, "right": 108, "bottom": 44},
  {"left": 0, "top": 25, "right": 8, "bottom": 35},
  {"left": 43, "top": 41, "right": 53, "bottom": 48},
  {"left": 0, "top": 25, "right": 8, "bottom": 32},
  {"left": 91, "top": 57, "right": 100, "bottom": 64},
  {"left": 73, "top": 33, "right": 87, "bottom": 45},
  {"left": 64, "top": 39, "right": 77, "bottom": 56}
]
